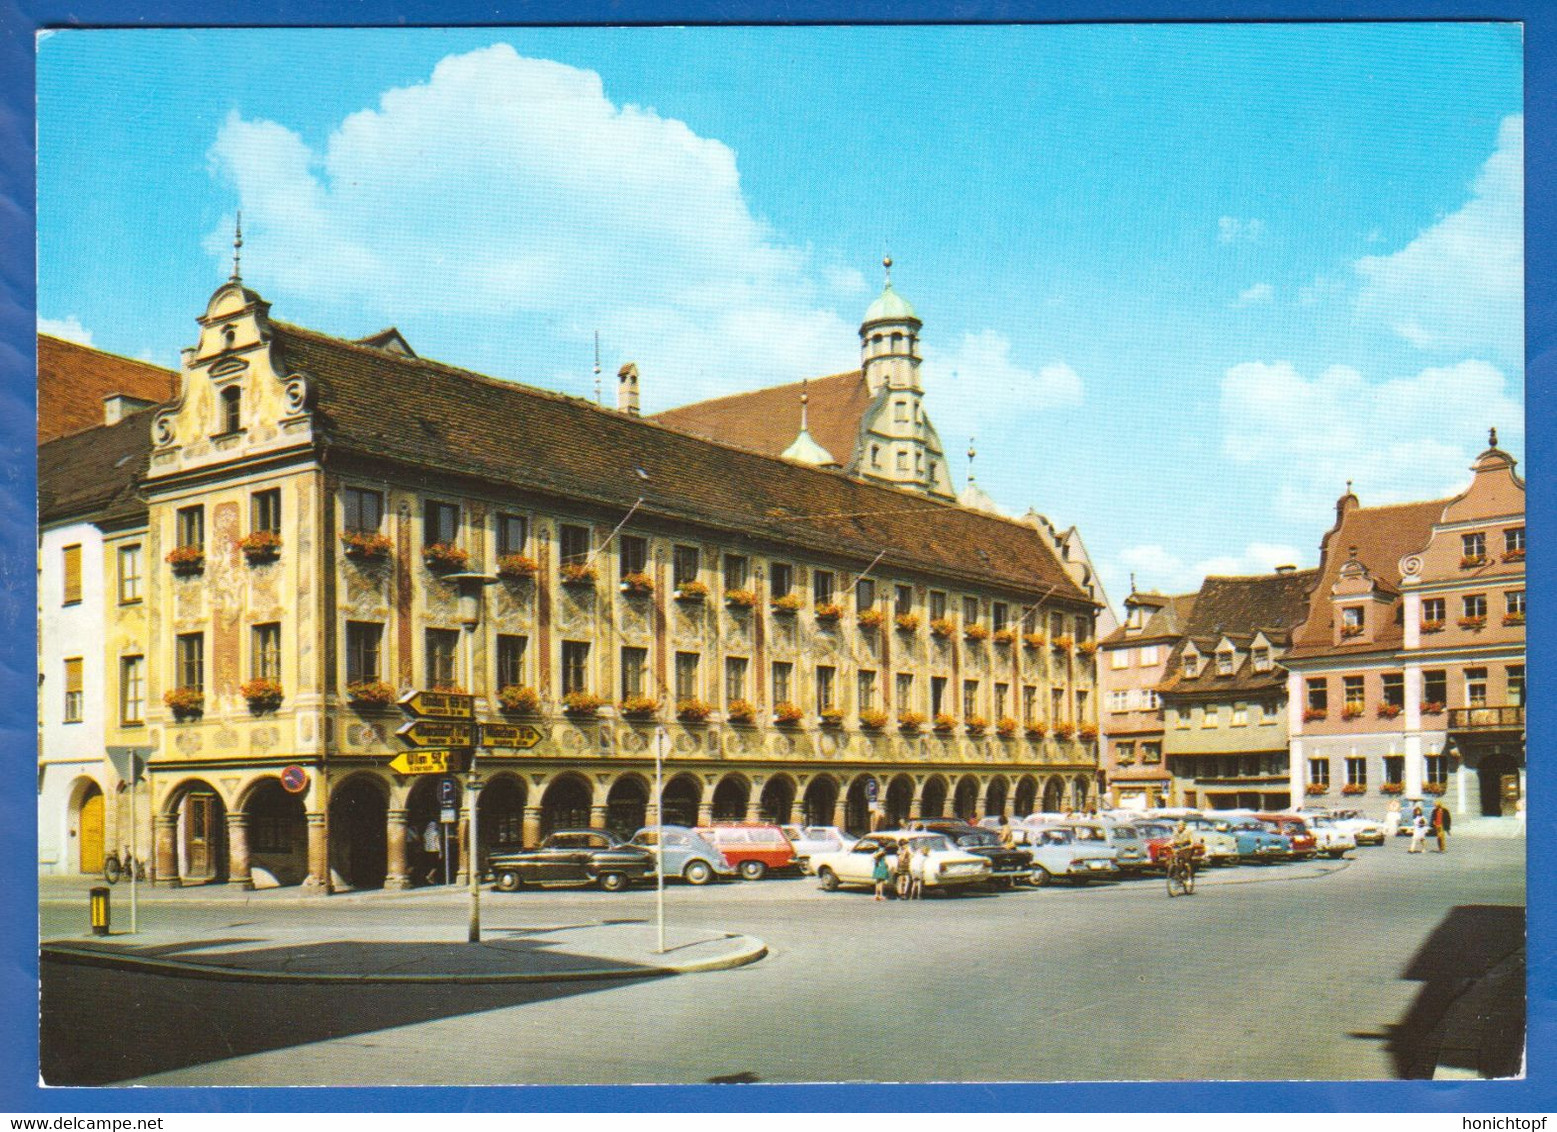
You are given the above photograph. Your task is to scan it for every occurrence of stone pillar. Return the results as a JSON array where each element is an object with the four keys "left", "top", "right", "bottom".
[
  {"left": 456, "top": 813, "right": 470, "bottom": 885},
  {"left": 225, "top": 812, "right": 253, "bottom": 890},
  {"left": 973, "top": 783, "right": 990, "bottom": 822},
  {"left": 385, "top": 807, "right": 412, "bottom": 890},
  {"left": 154, "top": 813, "right": 178, "bottom": 887},
  {"left": 589, "top": 804, "right": 609, "bottom": 830},
  {"left": 832, "top": 796, "right": 848, "bottom": 831},
  {"left": 646, "top": 800, "right": 661, "bottom": 828},
  {"left": 697, "top": 800, "right": 714, "bottom": 826},
  {"left": 1288, "top": 737, "right": 1305, "bottom": 810},
  {"left": 745, "top": 796, "right": 762, "bottom": 823},
  {"left": 1404, "top": 735, "right": 1425, "bottom": 797},
  {"left": 303, "top": 811, "right": 330, "bottom": 894},
  {"left": 522, "top": 805, "right": 543, "bottom": 849},
  {"left": 908, "top": 793, "right": 923, "bottom": 821}
]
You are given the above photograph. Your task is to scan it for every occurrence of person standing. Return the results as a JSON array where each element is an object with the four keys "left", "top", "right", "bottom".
[
  {"left": 895, "top": 839, "right": 914, "bottom": 899},
  {"left": 909, "top": 842, "right": 929, "bottom": 900},
  {"left": 872, "top": 844, "right": 891, "bottom": 901},
  {"left": 1408, "top": 805, "right": 1428, "bottom": 854},
  {"left": 1384, "top": 798, "right": 1402, "bottom": 839},
  {"left": 423, "top": 820, "right": 444, "bottom": 884},
  {"left": 1432, "top": 801, "right": 1452, "bottom": 852}
]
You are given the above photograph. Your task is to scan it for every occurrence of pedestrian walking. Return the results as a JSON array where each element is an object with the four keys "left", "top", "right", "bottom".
[
  {"left": 1408, "top": 805, "right": 1428, "bottom": 853},
  {"left": 909, "top": 842, "right": 929, "bottom": 900},
  {"left": 1432, "top": 800, "right": 1452, "bottom": 852},
  {"left": 423, "top": 820, "right": 444, "bottom": 884},
  {"left": 895, "top": 839, "right": 914, "bottom": 899},
  {"left": 1384, "top": 798, "right": 1402, "bottom": 839},
  {"left": 872, "top": 845, "right": 891, "bottom": 901}
]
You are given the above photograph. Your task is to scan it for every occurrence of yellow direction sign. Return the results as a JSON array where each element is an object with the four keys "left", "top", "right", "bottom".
[
  {"left": 480, "top": 722, "right": 543, "bottom": 750},
  {"left": 389, "top": 750, "right": 453, "bottom": 776},
  {"left": 397, "top": 719, "right": 476, "bottom": 748},
  {"left": 398, "top": 690, "right": 475, "bottom": 719}
]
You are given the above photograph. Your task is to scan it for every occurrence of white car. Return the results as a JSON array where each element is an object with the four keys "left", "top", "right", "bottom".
[
  {"left": 1326, "top": 809, "right": 1387, "bottom": 847},
  {"left": 781, "top": 824, "right": 857, "bottom": 873},
  {"left": 1303, "top": 814, "right": 1357, "bottom": 858},
  {"left": 811, "top": 831, "right": 991, "bottom": 892}
]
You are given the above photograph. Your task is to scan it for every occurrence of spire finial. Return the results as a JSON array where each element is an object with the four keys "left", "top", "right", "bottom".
[
  {"left": 593, "top": 331, "right": 601, "bottom": 404},
  {"left": 883, "top": 255, "right": 893, "bottom": 285},
  {"left": 1130, "top": 572, "right": 1137, "bottom": 593},
  {"left": 1489, "top": 426, "right": 1498, "bottom": 448},
  {"left": 800, "top": 378, "right": 810, "bottom": 431},
  {"left": 230, "top": 211, "right": 243, "bottom": 283},
  {"left": 1345, "top": 478, "right": 1353, "bottom": 496},
  {"left": 967, "top": 438, "right": 977, "bottom": 482}
]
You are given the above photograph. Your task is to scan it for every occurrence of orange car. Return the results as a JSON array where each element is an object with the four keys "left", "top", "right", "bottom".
[{"left": 693, "top": 823, "right": 797, "bottom": 880}]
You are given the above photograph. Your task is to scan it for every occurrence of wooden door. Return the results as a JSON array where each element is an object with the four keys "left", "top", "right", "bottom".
[
  {"left": 187, "top": 793, "right": 216, "bottom": 877},
  {"left": 78, "top": 788, "right": 104, "bottom": 874}
]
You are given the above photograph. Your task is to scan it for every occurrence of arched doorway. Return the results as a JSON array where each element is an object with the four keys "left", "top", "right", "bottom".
[
  {"left": 1013, "top": 775, "right": 1038, "bottom": 818},
  {"left": 406, "top": 775, "right": 462, "bottom": 886},
  {"left": 1042, "top": 776, "right": 1065, "bottom": 813},
  {"left": 1477, "top": 752, "right": 1520, "bottom": 817},
  {"left": 540, "top": 774, "right": 592, "bottom": 837},
  {"left": 1070, "top": 776, "right": 1090, "bottom": 812},
  {"left": 759, "top": 776, "right": 795, "bottom": 824},
  {"left": 985, "top": 776, "right": 1010, "bottom": 820},
  {"left": 74, "top": 780, "right": 105, "bottom": 875},
  {"left": 605, "top": 776, "right": 648, "bottom": 837},
  {"left": 711, "top": 775, "right": 750, "bottom": 822},
  {"left": 801, "top": 776, "right": 838, "bottom": 827},
  {"left": 660, "top": 774, "right": 701, "bottom": 827},
  {"left": 884, "top": 774, "right": 914, "bottom": 828},
  {"left": 330, "top": 775, "right": 387, "bottom": 890},
  {"left": 919, "top": 776, "right": 947, "bottom": 821},
  {"left": 845, "top": 776, "right": 876, "bottom": 835},
  {"left": 174, "top": 781, "right": 228, "bottom": 884},
  {"left": 479, "top": 774, "right": 527, "bottom": 861},
  {"left": 953, "top": 776, "right": 979, "bottom": 822},
  {"left": 244, "top": 779, "right": 307, "bottom": 886}
]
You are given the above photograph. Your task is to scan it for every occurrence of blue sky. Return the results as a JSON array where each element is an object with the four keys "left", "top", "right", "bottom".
[{"left": 37, "top": 24, "right": 1523, "bottom": 608}]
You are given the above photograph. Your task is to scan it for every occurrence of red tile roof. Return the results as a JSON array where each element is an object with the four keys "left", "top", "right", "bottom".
[
  {"left": 1157, "top": 570, "right": 1318, "bottom": 697},
  {"left": 649, "top": 371, "right": 872, "bottom": 468},
  {"left": 38, "top": 335, "right": 178, "bottom": 444}
]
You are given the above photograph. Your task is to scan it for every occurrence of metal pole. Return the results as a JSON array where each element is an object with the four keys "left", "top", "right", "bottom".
[
  {"left": 468, "top": 752, "right": 481, "bottom": 944},
  {"left": 129, "top": 766, "right": 139, "bottom": 933},
  {"left": 655, "top": 725, "right": 666, "bottom": 954}
]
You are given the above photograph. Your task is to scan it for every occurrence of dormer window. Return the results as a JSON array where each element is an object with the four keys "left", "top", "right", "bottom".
[
  {"left": 1182, "top": 652, "right": 1199, "bottom": 678},
  {"left": 1341, "top": 606, "right": 1364, "bottom": 638},
  {"left": 1252, "top": 646, "right": 1272, "bottom": 672},
  {"left": 220, "top": 385, "right": 242, "bottom": 434},
  {"left": 1216, "top": 650, "right": 1235, "bottom": 676},
  {"left": 1127, "top": 606, "right": 1144, "bottom": 629}
]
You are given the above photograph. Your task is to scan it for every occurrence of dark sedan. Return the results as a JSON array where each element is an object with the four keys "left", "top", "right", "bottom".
[
  {"left": 912, "top": 820, "right": 1034, "bottom": 884},
  {"left": 488, "top": 829, "right": 656, "bottom": 892}
]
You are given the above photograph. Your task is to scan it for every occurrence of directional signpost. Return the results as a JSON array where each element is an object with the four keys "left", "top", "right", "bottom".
[
  {"left": 388, "top": 750, "right": 467, "bottom": 776},
  {"left": 477, "top": 722, "right": 542, "bottom": 749},
  {"left": 396, "top": 719, "right": 477, "bottom": 749}
]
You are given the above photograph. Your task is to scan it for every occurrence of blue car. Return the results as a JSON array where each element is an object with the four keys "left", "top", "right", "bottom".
[
  {"left": 1214, "top": 817, "right": 1291, "bottom": 862},
  {"left": 628, "top": 825, "right": 739, "bottom": 885}
]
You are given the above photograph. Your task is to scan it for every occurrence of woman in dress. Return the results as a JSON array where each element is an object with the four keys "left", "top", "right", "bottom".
[{"left": 872, "top": 844, "right": 891, "bottom": 900}]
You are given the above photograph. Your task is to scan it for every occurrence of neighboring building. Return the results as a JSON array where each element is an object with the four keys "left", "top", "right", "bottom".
[
  {"left": 1284, "top": 435, "right": 1525, "bottom": 821},
  {"left": 1156, "top": 568, "right": 1317, "bottom": 811},
  {"left": 1098, "top": 588, "right": 1196, "bottom": 809},
  {"left": 38, "top": 267, "right": 1104, "bottom": 888},
  {"left": 38, "top": 334, "right": 177, "bottom": 443}
]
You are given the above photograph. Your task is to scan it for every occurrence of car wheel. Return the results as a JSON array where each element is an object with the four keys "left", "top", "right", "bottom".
[
  {"left": 1029, "top": 868, "right": 1052, "bottom": 887},
  {"left": 682, "top": 860, "right": 713, "bottom": 886},
  {"left": 1328, "top": 849, "right": 1346, "bottom": 859},
  {"left": 817, "top": 867, "right": 840, "bottom": 892},
  {"left": 597, "top": 872, "right": 629, "bottom": 892},
  {"left": 738, "top": 860, "right": 767, "bottom": 881},
  {"left": 494, "top": 870, "right": 522, "bottom": 892}
]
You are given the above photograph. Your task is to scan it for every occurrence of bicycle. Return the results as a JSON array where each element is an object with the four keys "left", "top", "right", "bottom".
[
  {"left": 1165, "top": 845, "right": 1197, "bottom": 898},
  {"left": 102, "top": 848, "right": 146, "bottom": 885}
]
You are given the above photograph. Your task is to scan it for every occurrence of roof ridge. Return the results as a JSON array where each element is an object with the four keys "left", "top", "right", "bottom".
[
  {"left": 651, "top": 370, "right": 864, "bottom": 414},
  {"left": 40, "top": 334, "right": 177, "bottom": 377}
]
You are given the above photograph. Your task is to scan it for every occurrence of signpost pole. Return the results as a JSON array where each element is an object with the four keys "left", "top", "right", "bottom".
[
  {"left": 654, "top": 725, "right": 666, "bottom": 954},
  {"left": 129, "top": 758, "right": 140, "bottom": 934},
  {"left": 467, "top": 744, "right": 481, "bottom": 944}
]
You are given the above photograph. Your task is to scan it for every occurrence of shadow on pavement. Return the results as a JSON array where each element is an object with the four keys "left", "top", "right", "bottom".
[{"left": 1361, "top": 903, "right": 1524, "bottom": 1079}]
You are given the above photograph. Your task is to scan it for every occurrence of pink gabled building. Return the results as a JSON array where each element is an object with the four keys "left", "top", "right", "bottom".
[{"left": 1098, "top": 588, "right": 1196, "bottom": 809}]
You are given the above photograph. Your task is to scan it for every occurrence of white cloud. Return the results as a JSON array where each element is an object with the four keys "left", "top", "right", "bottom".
[
  {"left": 1218, "top": 217, "right": 1265, "bottom": 244},
  {"left": 1220, "top": 358, "right": 1523, "bottom": 521},
  {"left": 919, "top": 330, "right": 1083, "bottom": 450},
  {"left": 1234, "top": 282, "right": 1273, "bottom": 307},
  {"left": 1113, "top": 541, "right": 1305, "bottom": 595},
  {"left": 1354, "top": 115, "right": 1523, "bottom": 361},
  {"left": 1297, "top": 275, "right": 1345, "bottom": 307},
  {"left": 38, "top": 315, "right": 93, "bottom": 346},
  {"left": 207, "top": 44, "right": 860, "bottom": 404}
]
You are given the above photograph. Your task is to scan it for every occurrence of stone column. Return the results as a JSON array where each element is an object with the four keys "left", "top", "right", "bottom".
[
  {"left": 385, "top": 807, "right": 412, "bottom": 890},
  {"left": 745, "top": 796, "right": 762, "bottom": 823},
  {"left": 697, "top": 800, "right": 714, "bottom": 826},
  {"left": 522, "top": 805, "right": 543, "bottom": 849},
  {"left": 908, "top": 792, "right": 923, "bottom": 821},
  {"left": 154, "top": 813, "right": 179, "bottom": 887},
  {"left": 456, "top": 813, "right": 470, "bottom": 885},
  {"left": 303, "top": 811, "right": 330, "bottom": 894},
  {"left": 832, "top": 796, "right": 848, "bottom": 831},
  {"left": 589, "top": 804, "right": 609, "bottom": 830},
  {"left": 225, "top": 812, "right": 253, "bottom": 890},
  {"left": 973, "top": 782, "right": 990, "bottom": 822},
  {"left": 1404, "top": 735, "right": 1425, "bottom": 797}
]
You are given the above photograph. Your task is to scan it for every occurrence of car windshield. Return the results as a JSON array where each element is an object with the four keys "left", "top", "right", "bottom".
[
  {"left": 1109, "top": 827, "right": 1139, "bottom": 841},
  {"left": 955, "top": 830, "right": 1001, "bottom": 848},
  {"left": 1040, "top": 829, "right": 1075, "bottom": 845},
  {"left": 909, "top": 834, "right": 954, "bottom": 852},
  {"left": 1070, "top": 826, "right": 1106, "bottom": 841},
  {"left": 1137, "top": 824, "right": 1172, "bottom": 838}
]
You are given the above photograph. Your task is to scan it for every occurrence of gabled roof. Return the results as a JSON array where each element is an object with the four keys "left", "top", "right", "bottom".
[
  {"left": 1157, "top": 570, "right": 1318, "bottom": 697},
  {"left": 649, "top": 371, "right": 871, "bottom": 470},
  {"left": 1100, "top": 592, "right": 1197, "bottom": 647},
  {"left": 270, "top": 324, "right": 1091, "bottom": 602},
  {"left": 39, "top": 407, "right": 155, "bottom": 527},
  {"left": 38, "top": 334, "right": 178, "bottom": 443}
]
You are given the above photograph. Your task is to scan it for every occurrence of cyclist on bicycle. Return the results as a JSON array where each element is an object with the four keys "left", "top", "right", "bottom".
[{"left": 1168, "top": 821, "right": 1196, "bottom": 869}]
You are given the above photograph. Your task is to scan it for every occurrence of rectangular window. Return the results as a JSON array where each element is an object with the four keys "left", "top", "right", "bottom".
[
  {"left": 770, "top": 562, "right": 793, "bottom": 598},
  {"left": 858, "top": 670, "right": 877, "bottom": 711},
  {"left": 672, "top": 545, "right": 700, "bottom": 588},
  {"left": 1508, "top": 664, "right": 1525, "bottom": 707},
  {"left": 929, "top": 591, "right": 947, "bottom": 621},
  {"left": 1343, "top": 675, "right": 1365, "bottom": 714},
  {"left": 1424, "top": 670, "right": 1447, "bottom": 708},
  {"left": 120, "top": 655, "right": 145, "bottom": 725},
  {"left": 1465, "top": 667, "right": 1488, "bottom": 709},
  {"left": 894, "top": 399, "right": 909, "bottom": 422},
  {"left": 176, "top": 505, "right": 204, "bottom": 550},
  {"left": 559, "top": 524, "right": 591, "bottom": 566},
  {"left": 1217, "top": 650, "right": 1235, "bottom": 675},
  {"left": 620, "top": 646, "right": 647, "bottom": 700},
  {"left": 931, "top": 675, "right": 947, "bottom": 717},
  {"left": 1182, "top": 653, "right": 1199, "bottom": 678},
  {"left": 117, "top": 544, "right": 143, "bottom": 604},
  {"left": 813, "top": 570, "right": 835, "bottom": 605},
  {"left": 1306, "top": 678, "right": 1327, "bottom": 714},
  {"left": 816, "top": 666, "right": 836, "bottom": 712},
  {"left": 1505, "top": 526, "right": 1526, "bottom": 555},
  {"left": 894, "top": 584, "right": 914, "bottom": 617},
  {"left": 561, "top": 640, "right": 590, "bottom": 695},
  {"left": 345, "top": 622, "right": 382, "bottom": 685},
  {"left": 962, "top": 679, "right": 979, "bottom": 719},
  {"left": 1382, "top": 672, "right": 1405, "bottom": 709},
  {"left": 856, "top": 577, "right": 876, "bottom": 611},
  {"left": 618, "top": 535, "right": 648, "bottom": 578},
  {"left": 1252, "top": 646, "right": 1271, "bottom": 672},
  {"left": 992, "top": 602, "right": 1009, "bottom": 631},
  {"left": 1139, "top": 645, "right": 1159, "bottom": 666},
  {"left": 1111, "top": 648, "right": 1130, "bottom": 670},
  {"left": 252, "top": 623, "right": 281, "bottom": 681},
  {"left": 963, "top": 596, "right": 980, "bottom": 626},
  {"left": 425, "top": 629, "right": 459, "bottom": 690},
  {"left": 63, "top": 658, "right": 83, "bottom": 723},
  {"left": 1463, "top": 594, "right": 1487, "bottom": 620},
  {"left": 1422, "top": 597, "right": 1446, "bottom": 626},
  {"left": 1141, "top": 741, "right": 1162, "bottom": 765},
  {"left": 62, "top": 545, "right": 82, "bottom": 605},
  {"left": 1202, "top": 704, "right": 1219, "bottom": 728},
  {"left": 1506, "top": 590, "right": 1525, "bottom": 618},
  {"left": 1425, "top": 755, "right": 1449, "bottom": 786},
  {"left": 1052, "top": 687, "right": 1066, "bottom": 723},
  {"left": 1383, "top": 755, "right": 1405, "bottom": 787},
  {"left": 176, "top": 632, "right": 204, "bottom": 692},
  {"left": 724, "top": 555, "right": 749, "bottom": 592},
  {"left": 251, "top": 488, "right": 282, "bottom": 534},
  {"left": 1109, "top": 690, "right": 1128, "bottom": 713},
  {"left": 1116, "top": 741, "right": 1135, "bottom": 765},
  {"left": 1075, "top": 688, "right": 1088, "bottom": 721},
  {"left": 895, "top": 451, "right": 908, "bottom": 472},
  {"left": 497, "top": 635, "right": 527, "bottom": 689},
  {"left": 1462, "top": 532, "right": 1486, "bottom": 561},
  {"left": 1174, "top": 706, "right": 1190, "bottom": 729},
  {"left": 425, "top": 500, "right": 460, "bottom": 548},
  {"left": 898, "top": 673, "right": 915, "bottom": 712},
  {"left": 497, "top": 514, "right": 529, "bottom": 557},
  {"left": 1346, "top": 757, "right": 1367, "bottom": 788},
  {"left": 343, "top": 486, "right": 383, "bottom": 533},
  {"left": 674, "top": 652, "right": 700, "bottom": 702},
  {"left": 1308, "top": 758, "right": 1331, "bottom": 788},
  {"left": 1144, "top": 690, "right": 1161, "bottom": 710},
  {"left": 772, "top": 661, "right": 793, "bottom": 705},
  {"left": 725, "top": 657, "right": 748, "bottom": 705},
  {"left": 1231, "top": 703, "right": 1248, "bottom": 727},
  {"left": 1075, "top": 615, "right": 1092, "bottom": 641},
  {"left": 1022, "top": 685, "right": 1037, "bottom": 723},
  {"left": 1341, "top": 605, "right": 1364, "bottom": 631},
  {"left": 994, "top": 682, "right": 1009, "bottom": 719}
]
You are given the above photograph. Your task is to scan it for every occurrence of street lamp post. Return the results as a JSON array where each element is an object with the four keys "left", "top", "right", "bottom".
[{"left": 655, "top": 724, "right": 667, "bottom": 954}]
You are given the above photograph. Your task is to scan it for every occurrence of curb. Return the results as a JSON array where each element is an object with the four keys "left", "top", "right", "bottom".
[{"left": 41, "top": 933, "right": 768, "bottom": 985}]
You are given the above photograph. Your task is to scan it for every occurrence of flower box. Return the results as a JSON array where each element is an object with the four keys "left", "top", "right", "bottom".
[
  {"left": 1341, "top": 783, "right": 1366, "bottom": 796},
  {"left": 492, "top": 553, "right": 537, "bottom": 581},
  {"left": 562, "top": 691, "right": 604, "bottom": 717},
  {"left": 1025, "top": 722, "right": 1048, "bottom": 739},
  {"left": 932, "top": 713, "right": 958, "bottom": 733},
  {"left": 771, "top": 592, "right": 803, "bottom": 614},
  {"left": 724, "top": 589, "right": 757, "bottom": 609},
  {"left": 1053, "top": 722, "right": 1076, "bottom": 740},
  {"left": 163, "top": 686, "right": 205, "bottom": 720},
  {"left": 499, "top": 684, "right": 540, "bottom": 714},
  {"left": 1423, "top": 782, "right": 1448, "bottom": 796},
  {"left": 929, "top": 617, "right": 957, "bottom": 638},
  {"left": 1341, "top": 706, "right": 1365, "bottom": 720},
  {"left": 814, "top": 602, "right": 843, "bottom": 622},
  {"left": 1376, "top": 703, "right": 1403, "bottom": 719},
  {"left": 1503, "top": 612, "right": 1526, "bottom": 626},
  {"left": 1023, "top": 632, "right": 1046, "bottom": 649},
  {"left": 1340, "top": 624, "right": 1364, "bottom": 638},
  {"left": 1457, "top": 616, "right": 1487, "bottom": 630},
  {"left": 773, "top": 701, "right": 803, "bottom": 726},
  {"left": 1305, "top": 783, "right": 1329, "bottom": 796},
  {"left": 1053, "top": 635, "right": 1075, "bottom": 651},
  {"left": 674, "top": 580, "right": 709, "bottom": 601},
  {"left": 346, "top": 680, "right": 397, "bottom": 708},
  {"left": 240, "top": 678, "right": 283, "bottom": 713},
  {"left": 619, "top": 695, "right": 660, "bottom": 720},
  {"left": 857, "top": 608, "right": 885, "bottom": 630},
  {"left": 895, "top": 612, "right": 921, "bottom": 633},
  {"left": 430, "top": 683, "right": 468, "bottom": 695},
  {"left": 1459, "top": 555, "right": 1487, "bottom": 568},
  {"left": 726, "top": 699, "right": 756, "bottom": 724},
  {"left": 342, "top": 530, "right": 392, "bottom": 561},
  {"left": 677, "top": 698, "right": 713, "bottom": 723},
  {"left": 1381, "top": 782, "right": 1404, "bottom": 796},
  {"left": 996, "top": 716, "right": 1018, "bottom": 738},
  {"left": 1503, "top": 548, "right": 1525, "bottom": 562},
  {"left": 897, "top": 711, "right": 926, "bottom": 732},
  {"left": 619, "top": 571, "right": 655, "bottom": 596},
  {"left": 965, "top": 715, "right": 989, "bottom": 735},
  {"left": 240, "top": 530, "right": 282, "bottom": 563},
  {"left": 560, "top": 562, "right": 597, "bottom": 586},
  {"left": 1422, "top": 700, "right": 1445, "bottom": 715},
  {"left": 818, "top": 707, "right": 844, "bottom": 728},
  {"left": 1303, "top": 708, "right": 1327, "bottom": 722},
  {"left": 423, "top": 542, "right": 470, "bottom": 572},
  {"left": 964, "top": 623, "right": 990, "bottom": 642},
  {"left": 1420, "top": 620, "right": 1445, "bottom": 633},
  {"left": 1077, "top": 640, "right": 1098, "bottom": 657},
  {"left": 859, "top": 708, "right": 888, "bottom": 730},
  {"left": 1078, "top": 723, "right": 1099, "bottom": 741},
  {"left": 992, "top": 628, "right": 1017, "bottom": 646},
  {"left": 166, "top": 545, "right": 205, "bottom": 576}
]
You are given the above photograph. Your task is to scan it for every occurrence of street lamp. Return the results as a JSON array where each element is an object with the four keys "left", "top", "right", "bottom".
[{"left": 448, "top": 570, "right": 498, "bottom": 944}]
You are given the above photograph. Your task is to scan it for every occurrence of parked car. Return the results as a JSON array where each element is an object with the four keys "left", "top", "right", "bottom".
[
  {"left": 1327, "top": 808, "right": 1387, "bottom": 846},
  {"left": 1040, "top": 819, "right": 1149, "bottom": 874},
  {"left": 628, "top": 825, "right": 738, "bottom": 884},
  {"left": 693, "top": 823, "right": 798, "bottom": 880},
  {"left": 911, "top": 820, "right": 1034, "bottom": 883},
  {"left": 1301, "top": 814, "right": 1358, "bottom": 857},
  {"left": 1180, "top": 816, "right": 1242, "bottom": 865},
  {"left": 1256, "top": 814, "right": 1318, "bottom": 859},
  {"left": 488, "top": 829, "right": 656, "bottom": 892},
  {"left": 1215, "top": 817, "right": 1291, "bottom": 862},
  {"left": 1009, "top": 824, "right": 1120, "bottom": 885},
  {"left": 781, "top": 824, "right": 857, "bottom": 874},
  {"left": 810, "top": 831, "right": 991, "bottom": 893}
]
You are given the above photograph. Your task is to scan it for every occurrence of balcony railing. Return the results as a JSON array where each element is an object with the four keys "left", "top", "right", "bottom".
[{"left": 1448, "top": 705, "right": 1524, "bottom": 731}]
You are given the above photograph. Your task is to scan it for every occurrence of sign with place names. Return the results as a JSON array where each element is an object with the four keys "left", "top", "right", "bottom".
[
  {"left": 397, "top": 719, "right": 477, "bottom": 749},
  {"left": 389, "top": 750, "right": 457, "bottom": 776},
  {"left": 478, "top": 722, "right": 543, "bottom": 749},
  {"left": 398, "top": 690, "right": 476, "bottom": 719}
]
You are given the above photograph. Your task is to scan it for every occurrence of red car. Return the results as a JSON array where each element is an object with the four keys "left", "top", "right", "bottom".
[
  {"left": 693, "top": 823, "right": 797, "bottom": 880},
  {"left": 1256, "top": 814, "right": 1317, "bottom": 859},
  {"left": 1134, "top": 821, "right": 1205, "bottom": 871}
]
